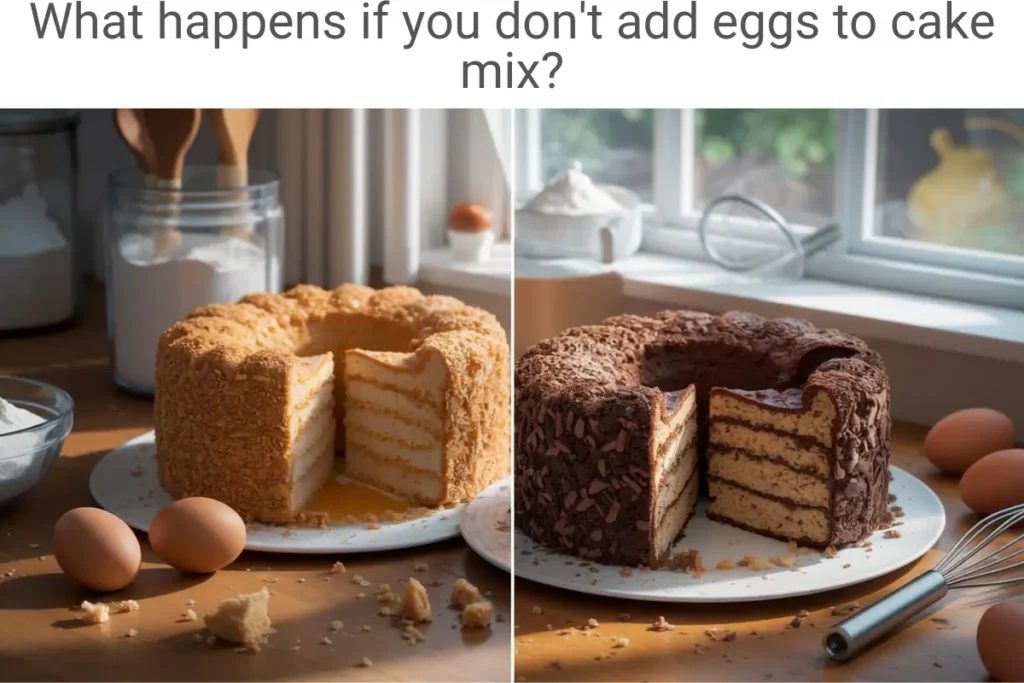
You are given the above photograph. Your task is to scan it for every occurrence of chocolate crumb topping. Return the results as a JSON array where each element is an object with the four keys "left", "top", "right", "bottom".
[{"left": 515, "top": 309, "right": 891, "bottom": 566}]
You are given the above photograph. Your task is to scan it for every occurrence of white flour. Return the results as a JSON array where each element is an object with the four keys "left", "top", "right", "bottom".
[
  {"left": 524, "top": 163, "right": 624, "bottom": 216},
  {"left": 0, "top": 184, "right": 74, "bottom": 330},
  {"left": 0, "top": 396, "right": 47, "bottom": 500},
  {"left": 0, "top": 396, "right": 45, "bottom": 436},
  {"left": 111, "top": 233, "right": 271, "bottom": 391}
]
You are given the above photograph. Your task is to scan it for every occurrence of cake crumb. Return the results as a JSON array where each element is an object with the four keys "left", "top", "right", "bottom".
[
  {"left": 529, "top": 605, "right": 543, "bottom": 616},
  {"left": 186, "top": 599, "right": 196, "bottom": 607},
  {"left": 737, "top": 555, "right": 772, "bottom": 571},
  {"left": 666, "top": 549, "right": 704, "bottom": 577},
  {"left": 704, "top": 628, "right": 737, "bottom": 642},
  {"left": 331, "top": 561, "right": 346, "bottom": 574},
  {"left": 831, "top": 603, "right": 860, "bottom": 616},
  {"left": 351, "top": 574, "right": 372, "bottom": 587},
  {"left": 884, "top": 529, "right": 902, "bottom": 539},
  {"left": 361, "top": 625, "right": 372, "bottom": 632},
  {"left": 320, "top": 637, "right": 332, "bottom": 645},
  {"left": 823, "top": 546, "right": 838, "bottom": 558},
  {"left": 116, "top": 600, "right": 140, "bottom": 613},
  {"left": 585, "top": 617, "right": 599, "bottom": 629},
  {"left": 461, "top": 601, "right": 492, "bottom": 629},
  {"left": 183, "top": 609, "right": 199, "bottom": 622},
  {"left": 358, "top": 657, "right": 372, "bottom": 668},
  {"left": 769, "top": 555, "right": 796, "bottom": 568},
  {"left": 612, "top": 637, "right": 629, "bottom": 649},
  {"left": 648, "top": 616, "right": 675, "bottom": 632},
  {"left": 125, "top": 628, "right": 138, "bottom": 638},
  {"left": 79, "top": 601, "right": 110, "bottom": 624},
  {"left": 451, "top": 578, "right": 484, "bottom": 608},
  {"left": 402, "top": 624, "right": 427, "bottom": 643},
  {"left": 413, "top": 562, "right": 429, "bottom": 572},
  {"left": 203, "top": 587, "right": 272, "bottom": 646},
  {"left": 786, "top": 615, "right": 805, "bottom": 630},
  {"left": 193, "top": 633, "right": 205, "bottom": 643},
  {"left": 379, "top": 606, "right": 394, "bottom": 617},
  {"left": 619, "top": 567, "right": 633, "bottom": 578},
  {"left": 715, "top": 559, "right": 736, "bottom": 570},
  {"left": 401, "top": 578, "right": 432, "bottom": 623},
  {"left": 330, "top": 620, "right": 344, "bottom": 631}
]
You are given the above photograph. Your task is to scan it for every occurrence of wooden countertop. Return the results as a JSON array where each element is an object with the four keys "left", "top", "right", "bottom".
[
  {"left": 514, "top": 427, "right": 1013, "bottom": 682},
  {"left": 0, "top": 283, "right": 511, "bottom": 682}
]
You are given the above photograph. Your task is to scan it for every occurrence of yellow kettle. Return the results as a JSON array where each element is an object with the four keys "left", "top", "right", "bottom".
[{"left": 907, "top": 127, "right": 1009, "bottom": 246}]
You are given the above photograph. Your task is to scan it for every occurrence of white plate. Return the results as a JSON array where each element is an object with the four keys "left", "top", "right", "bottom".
[
  {"left": 514, "top": 466, "right": 944, "bottom": 603},
  {"left": 460, "top": 476, "right": 512, "bottom": 572},
  {"left": 89, "top": 431, "right": 464, "bottom": 554}
]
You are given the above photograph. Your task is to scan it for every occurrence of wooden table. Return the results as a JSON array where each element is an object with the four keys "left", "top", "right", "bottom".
[
  {"left": 515, "top": 427, "right": 1013, "bottom": 682},
  {"left": 0, "top": 283, "right": 511, "bottom": 682}
]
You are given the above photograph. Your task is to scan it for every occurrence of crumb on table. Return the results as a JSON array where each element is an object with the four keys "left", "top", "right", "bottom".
[
  {"left": 451, "top": 578, "right": 484, "bottom": 608},
  {"left": 79, "top": 601, "right": 110, "bottom": 625},
  {"left": 461, "top": 601, "right": 493, "bottom": 629},
  {"left": 401, "top": 578, "right": 432, "bottom": 623}
]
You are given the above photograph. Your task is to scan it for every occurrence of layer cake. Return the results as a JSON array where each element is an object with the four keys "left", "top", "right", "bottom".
[
  {"left": 156, "top": 284, "right": 510, "bottom": 523},
  {"left": 515, "top": 311, "right": 891, "bottom": 567}
]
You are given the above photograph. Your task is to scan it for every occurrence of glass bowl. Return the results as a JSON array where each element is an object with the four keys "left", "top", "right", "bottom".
[{"left": 0, "top": 376, "right": 74, "bottom": 507}]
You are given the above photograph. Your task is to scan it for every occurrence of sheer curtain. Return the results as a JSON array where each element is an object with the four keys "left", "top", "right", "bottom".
[{"left": 273, "top": 108, "right": 511, "bottom": 289}]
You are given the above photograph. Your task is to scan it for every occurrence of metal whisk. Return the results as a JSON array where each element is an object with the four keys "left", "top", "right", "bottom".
[{"left": 824, "top": 503, "right": 1024, "bottom": 661}]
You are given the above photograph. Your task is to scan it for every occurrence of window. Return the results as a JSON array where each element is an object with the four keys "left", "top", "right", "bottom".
[
  {"left": 539, "top": 109, "right": 654, "bottom": 202},
  {"left": 517, "top": 109, "right": 1024, "bottom": 310}
]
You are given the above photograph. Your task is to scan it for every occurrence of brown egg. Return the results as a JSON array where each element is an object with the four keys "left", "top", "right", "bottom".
[
  {"left": 149, "top": 497, "right": 246, "bottom": 573},
  {"left": 960, "top": 449, "right": 1024, "bottom": 515},
  {"left": 978, "top": 600, "right": 1024, "bottom": 682},
  {"left": 53, "top": 507, "right": 141, "bottom": 592},
  {"left": 449, "top": 202, "right": 493, "bottom": 233},
  {"left": 923, "top": 408, "right": 1014, "bottom": 475}
]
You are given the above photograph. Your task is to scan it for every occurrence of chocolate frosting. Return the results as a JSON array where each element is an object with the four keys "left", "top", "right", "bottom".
[{"left": 515, "top": 310, "right": 891, "bottom": 566}]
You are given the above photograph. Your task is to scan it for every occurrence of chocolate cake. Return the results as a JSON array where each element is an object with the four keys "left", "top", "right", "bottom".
[{"left": 514, "top": 310, "right": 891, "bottom": 567}]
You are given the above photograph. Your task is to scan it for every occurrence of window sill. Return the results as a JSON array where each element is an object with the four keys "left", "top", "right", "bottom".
[
  {"left": 612, "top": 253, "right": 1024, "bottom": 363},
  {"left": 418, "top": 242, "right": 511, "bottom": 297}
]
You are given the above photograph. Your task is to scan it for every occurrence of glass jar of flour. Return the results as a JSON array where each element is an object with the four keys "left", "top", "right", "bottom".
[
  {"left": 106, "top": 167, "right": 283, "bottom": 396},
  {"left": 0, "top": 110, "right": 80, "bottom": 333}
]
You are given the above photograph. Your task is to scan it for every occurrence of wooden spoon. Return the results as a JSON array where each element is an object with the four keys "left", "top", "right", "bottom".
[
  {"left": 206, "top": 109, "right": 261, "bottom": 238},
  {"left": 140, "top": 109, "right": 201, "bottom": 183},
  {"left": 206, "top": 109, "right": 260, "bottom": 186},
  {"left": 139, "top": 109, "right": 202, "bottom": 254},
  {"left": 113, "top": 109, "right": 155, "bottom": 179}
]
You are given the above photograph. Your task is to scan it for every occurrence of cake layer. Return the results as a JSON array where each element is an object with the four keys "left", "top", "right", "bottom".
[
  {"left": 343, "top": 405, "right": 443, "bottom": 444},
  {"left": 346, "top": 424, "right": 443, "bottom": 475},
  {"left": 708, "top": 478, "right": 830, "bottom": 546},
  {"left": 708, "top": 421, "right": 829, "bottom": 477},
  {"left": 707, "top": 449, "right": 829, "bottom": 509},
  {"left": 345, "top": 379, "right": 442, "bottom": 428},
  {"left": 652, "top": 388, "right": 697, "bottom": 485},
  {"left": 653, "top": 440, "right": 697, "bottom": 527},
  {"left": 291, "top": 415, "right": 337, "bottom": 482},
  {"left": 288, "top": 379, "right": 335, "bottom": 438},
  {"left": 290, "top": 435, "right": 336, "bottom": 512},
  {"left": 652, "top": 466, "right": 699, "bottom": 561},
  {"left": 345, "top": 351, "right": 446, "bottom": 409},
  {"left": 346, "top": 444, "right": 443, "bottom": 504},
  {"left": 710, "top": 390, "right": 836, "bottom": 447}
]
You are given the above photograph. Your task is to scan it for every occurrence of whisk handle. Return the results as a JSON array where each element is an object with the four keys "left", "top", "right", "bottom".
[{"left": 823, "top": 570, "right": 949, "bottom": 661}]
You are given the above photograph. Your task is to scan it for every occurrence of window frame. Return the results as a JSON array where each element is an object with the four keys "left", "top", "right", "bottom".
[{"left": 517, "top": 109, "right": 1024, "bottom": 311}]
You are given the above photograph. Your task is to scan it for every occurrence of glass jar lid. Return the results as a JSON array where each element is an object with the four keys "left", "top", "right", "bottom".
[{"left": 0, "top": 110, "right": 80, "bottom": 135}]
